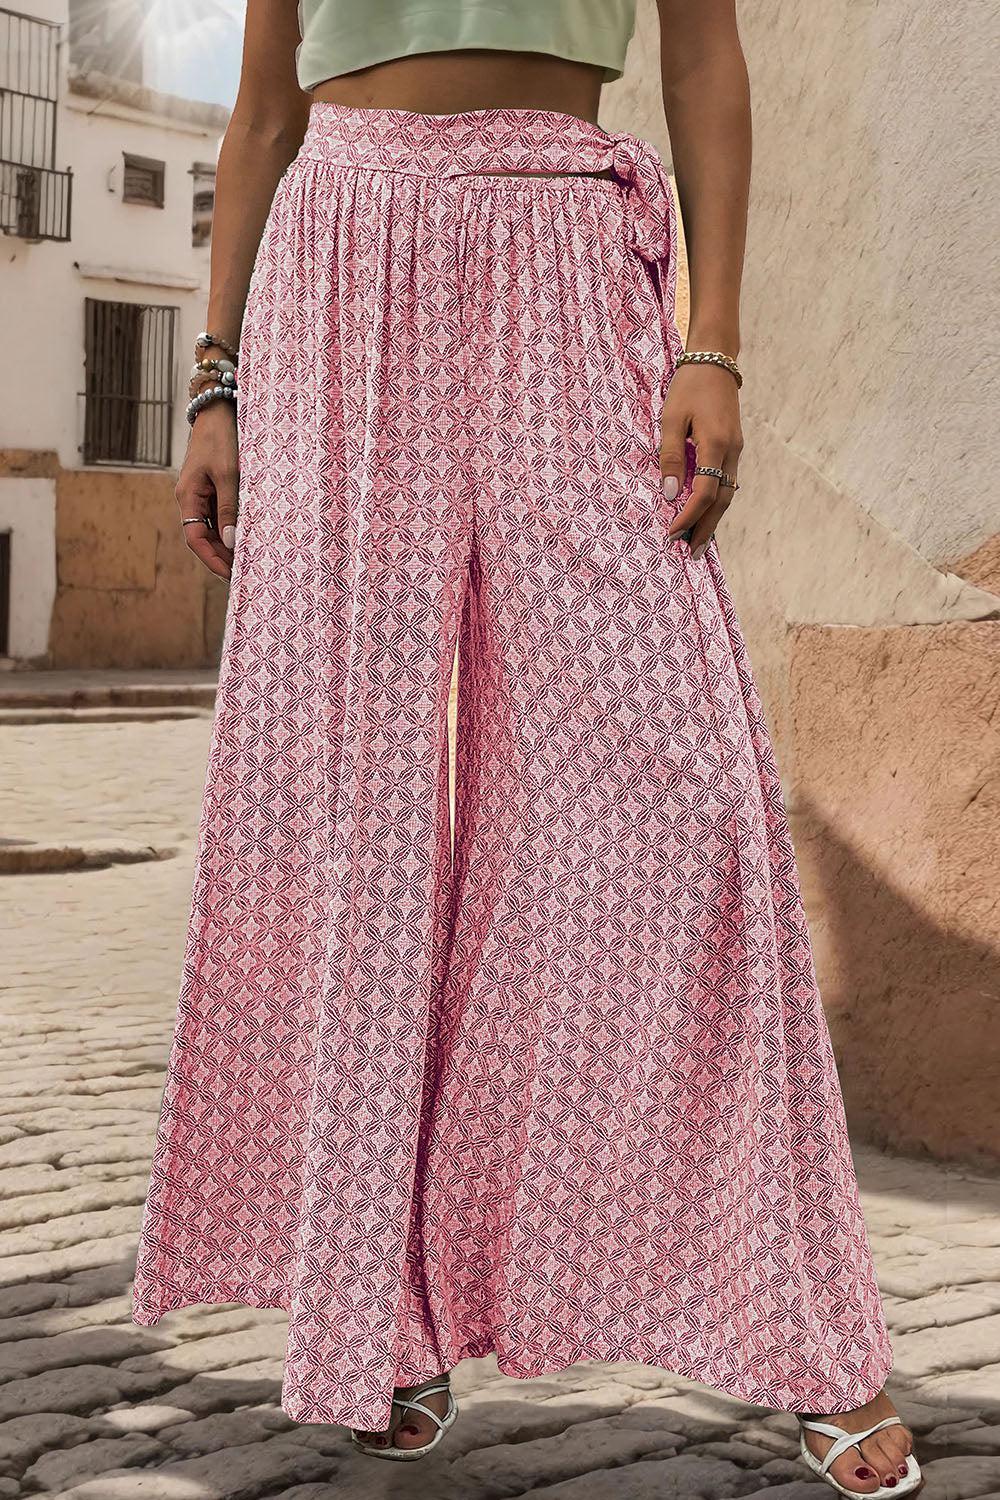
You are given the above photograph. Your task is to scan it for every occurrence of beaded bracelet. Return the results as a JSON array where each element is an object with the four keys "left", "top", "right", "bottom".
[
  {"left": 189, "top": 358, "right": 238, "bottom": 400},
  {"left": 190, "top": 356, "right": 237, "bottom": 380},
  {"left": 675, "top": 349, "right": 743, "bottom": 389},
  {"left": 187, "top": 384, "right": 237, "bottom": 425},
  {"left": 195, "top": 330, "right": 240, "bottom": 364},
  {"left": 188, "top": 376, "right": 237, "bottom": 409}
]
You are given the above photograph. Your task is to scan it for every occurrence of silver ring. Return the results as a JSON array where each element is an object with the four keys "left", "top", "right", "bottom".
[
  {"left": 718, "top": 472, "right": 740, "bottom": 491},
  {"left": 181, "top": 516, "right": 210, "bottom": 527},
  {"left": 694, "top": 465, "right": 726, "bottom": 482}
]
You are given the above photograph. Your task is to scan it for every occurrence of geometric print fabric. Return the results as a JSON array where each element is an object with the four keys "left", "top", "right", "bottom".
[{"left": 131, "top": 102, "right": 893, "bottom": 1432}]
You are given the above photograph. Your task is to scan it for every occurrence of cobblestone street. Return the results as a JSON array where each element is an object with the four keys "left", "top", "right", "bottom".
[{"left": 3, "top": 684, "right": 999, "bottom": 1499}]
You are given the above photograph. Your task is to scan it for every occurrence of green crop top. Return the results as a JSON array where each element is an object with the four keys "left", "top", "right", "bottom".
[{"left": 294, "top": 1, "right": 637, "bottom": 92}]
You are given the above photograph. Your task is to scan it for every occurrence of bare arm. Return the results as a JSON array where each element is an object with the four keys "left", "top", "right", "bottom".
[
  {"left": 206, "top": 0, "right": 311, "bottom": 347},
  {"left": 658, "top": 0, "right": 750, "bottom": 356},
  {"left": 655, "top": 0, "right": 751, "bottom": 560},
  {"left": 177, "top": 0, "right": 310, "bottom": 579}
]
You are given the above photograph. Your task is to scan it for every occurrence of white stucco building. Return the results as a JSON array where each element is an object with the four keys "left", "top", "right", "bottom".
[{"left": 0, "top": 0, "right": 230, "bottom": 665}]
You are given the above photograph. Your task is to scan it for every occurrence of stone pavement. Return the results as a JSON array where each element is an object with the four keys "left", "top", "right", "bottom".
[{"left": 2, "top": 693, "right": 999, "bottom": 1499}]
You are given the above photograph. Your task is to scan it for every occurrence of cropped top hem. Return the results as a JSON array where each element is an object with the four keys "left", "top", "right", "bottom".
[{"left": 295, "top": 5, "right": 634, "bottom": 91}]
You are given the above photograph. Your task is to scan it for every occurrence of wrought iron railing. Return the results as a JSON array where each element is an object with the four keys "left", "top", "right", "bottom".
[
  {"left": 0, "top": 156, "right": 71, "bottom": 240},
  {"left": 0, "top": 6, "right": 73, "bottom": 242}
]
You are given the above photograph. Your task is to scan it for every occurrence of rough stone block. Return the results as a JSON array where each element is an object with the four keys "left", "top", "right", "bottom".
[
  {"left": 0, "top": 1413, "right": 93, "bottom": 1478},
  {"left": 161, "top": 1405, "right": 297, "bottom": 1456},
  {"left": 0, "top": 1327, "right": 172, "bottom": 1384},
  {"left": 100, "top": 1405, "right": 196, "bottom": 1434},
  {"left": 460, "top": 1414, "right": 682, "bottom": 1491},
  {"left": 450, "top": 1379, "right": 651, "bottom": 1454},
  {"left": 0, "top": 1364, "right": 158, "bottom": 1422},
  {"left": 893, "top": 1314, "right": 1000, "bottom": 1377},
  {"left": 735, "top": 1486, "right": 827, "bottom": 1500},
  {"left": 153, "top": 1362, "right": 285, "bottom": 1418},
  {"left": 694, "top": 1438, "right": 776, "bottom": 1466},
  {"left": 121, "top": 1326, "right": 289, "bottom": 1377},
  {"left": 918, "top": 1454, "right": 1000, "bottom": 1498},
  {"left": 615, "top": 1392, "right": 757, "bottom": 1442},
  {"left": 24, "top": 1433, "right": 165, "bottom": 1492},
  {"left": 48, "top": 1439, "right": 335, "bottom": 1499},
  {"left": 514, "top": 1452, "right": 760, "bottom": 1498}
]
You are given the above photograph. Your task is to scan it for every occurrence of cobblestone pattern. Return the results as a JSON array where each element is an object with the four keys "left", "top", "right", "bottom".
[{"left": 2, "top": 708, "right": 998, "bottom": 1498}]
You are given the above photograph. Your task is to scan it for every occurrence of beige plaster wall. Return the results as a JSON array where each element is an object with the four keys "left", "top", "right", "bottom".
[
  {"left": 0, "top": 476, "right": 58, "bottom": 659},
  {"left": 50, "top": 466, "right": 228, "bottom": 669},
  {"left": 606, "top": 3, "right": 999, "bottom": 1163},
  {"left": 605, "top": 0, "right": 998, "bottom": 580},
  {"left": 788, "top": 622, "right": 1000, "bottom": 1164}
]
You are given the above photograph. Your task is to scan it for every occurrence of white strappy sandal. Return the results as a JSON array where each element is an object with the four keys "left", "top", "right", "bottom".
[
  {"left": 350, "top": 1375, "right": 458, "bottom": 1462},
  {"left": 799, "top": 1415, "right": 922, "bottom": 1498}
]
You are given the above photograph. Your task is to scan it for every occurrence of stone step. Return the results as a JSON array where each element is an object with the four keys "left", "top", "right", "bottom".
[
  {"left": 0, "top": 670, "right": 217, "bottom": 712},
  {"left": 0, "top": 707, "right": 212, "bottom": 725},
  {"left": 0, "top": 840, "right": 176, "bottom": 875}
]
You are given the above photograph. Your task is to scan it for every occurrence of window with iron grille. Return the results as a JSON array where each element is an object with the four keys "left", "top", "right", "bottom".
[
  {"left": 123, "top": 152, "right": 165, "bottom": 208},
  {"left": 83, "top": 298, "right": 177, "bottom": 468},
  {"left": 0, "top": 7, "right": 73, "bottom": 242}
]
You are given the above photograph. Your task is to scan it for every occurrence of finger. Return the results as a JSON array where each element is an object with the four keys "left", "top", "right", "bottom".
[
  {"left": 183, "top": 522, "right": 232, "bottom": 581},
  {"left": 658, "top": 397, "right": 690, "bottom": 506},
  {"left": 175, "top": 466, "right": 214, "bottom": 522},
  {"left": 214, "top": 462, "right": 240, "bottom": 555},
  {"left": 689, "top": 449, "right": 740, "bottom": 559},
  {"left": 666, "top": 446, "right": 726, "bottom": 543}
]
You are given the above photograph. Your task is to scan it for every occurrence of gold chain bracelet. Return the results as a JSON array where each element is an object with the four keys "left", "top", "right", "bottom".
[{"left": 676, "top": 350, "right": 743, "bottom": 389}]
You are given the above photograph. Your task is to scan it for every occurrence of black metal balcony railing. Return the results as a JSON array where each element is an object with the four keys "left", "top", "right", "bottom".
[
  {"left": 0, "top": 6, "right": 73, "bottom": 242},
  {"left": 0, "top": 156, "right": 72, "bottom": 241}
]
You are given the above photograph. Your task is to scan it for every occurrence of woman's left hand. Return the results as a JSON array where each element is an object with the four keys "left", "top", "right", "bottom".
[{"left": 658, "top": 364, "right": 743, "bottom": 559}]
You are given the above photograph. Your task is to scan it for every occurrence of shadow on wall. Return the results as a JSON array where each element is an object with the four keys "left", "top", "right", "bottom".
[{"left": 793, "top": 796, "right": 1000, "bottom": 1169}]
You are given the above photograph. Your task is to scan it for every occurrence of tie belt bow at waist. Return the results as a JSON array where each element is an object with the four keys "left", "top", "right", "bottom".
[{"left": 295, "top": 102, "right": 680, "bottom": 281}]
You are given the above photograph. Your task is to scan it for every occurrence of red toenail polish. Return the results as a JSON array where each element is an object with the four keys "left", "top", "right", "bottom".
[
  {"left": 855, "top": 1467, "right": 874, "bottom": 1479},
  {"left": 885, "top": 1478, "right": 897, "bottom": 1488},
  {"left": 899, "top": 1465, "right": 908, "bottom": 1475}
]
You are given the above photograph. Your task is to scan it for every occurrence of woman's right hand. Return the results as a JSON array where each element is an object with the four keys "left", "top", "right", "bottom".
[{"left": 174, "top": 401, "right": 240, "bottom": 581}]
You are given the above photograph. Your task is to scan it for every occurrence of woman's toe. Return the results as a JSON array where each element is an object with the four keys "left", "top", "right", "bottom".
[
  {"left": 392, "top": 1417, "right": 432, "bottom": 1449},
  {"left": 808, "top": 1435, "right": 879, "bottom": 1494},
  {"left": 827, "top": 1448, "right": 880, "bottom": 1494},
  {"left": 885, "top": 1436, "right": 913, "bottom": 1477},
  {"left": 860, "top": 1434, "right": 903, "bottom": 1487}
]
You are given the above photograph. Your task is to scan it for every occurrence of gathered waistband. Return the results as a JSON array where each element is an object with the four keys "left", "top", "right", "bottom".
[{"left": 295, "top": 102, "right": 678, "bottom": 272}]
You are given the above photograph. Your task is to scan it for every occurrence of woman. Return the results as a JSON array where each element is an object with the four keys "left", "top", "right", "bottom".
[{"left": 131, "top": 2, "right": 920, "bottom": 1494}]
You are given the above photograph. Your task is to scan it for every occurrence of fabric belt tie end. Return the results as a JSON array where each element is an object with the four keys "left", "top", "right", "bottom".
[{"left": 609, "top": 135, "right": 676, "bottom": 269}]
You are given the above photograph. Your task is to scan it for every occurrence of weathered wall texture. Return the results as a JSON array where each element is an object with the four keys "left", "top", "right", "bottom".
[
  {"left": 605, "top": 2, "right": 1000, "bottom": 1162},
  {"left": 0, "top": 448, "right": 225, "bottom": 669},
  {"left": 790, "top": 623, "right": 1000, "bottom": 1164},
  {"left": 50, "top": 465, "right": 227, "bottom": 669}
]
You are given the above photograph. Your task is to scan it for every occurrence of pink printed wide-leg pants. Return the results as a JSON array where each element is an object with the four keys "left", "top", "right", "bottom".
[{"left": 132, "top": 104, "right": 893, "bottom": 1431}]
